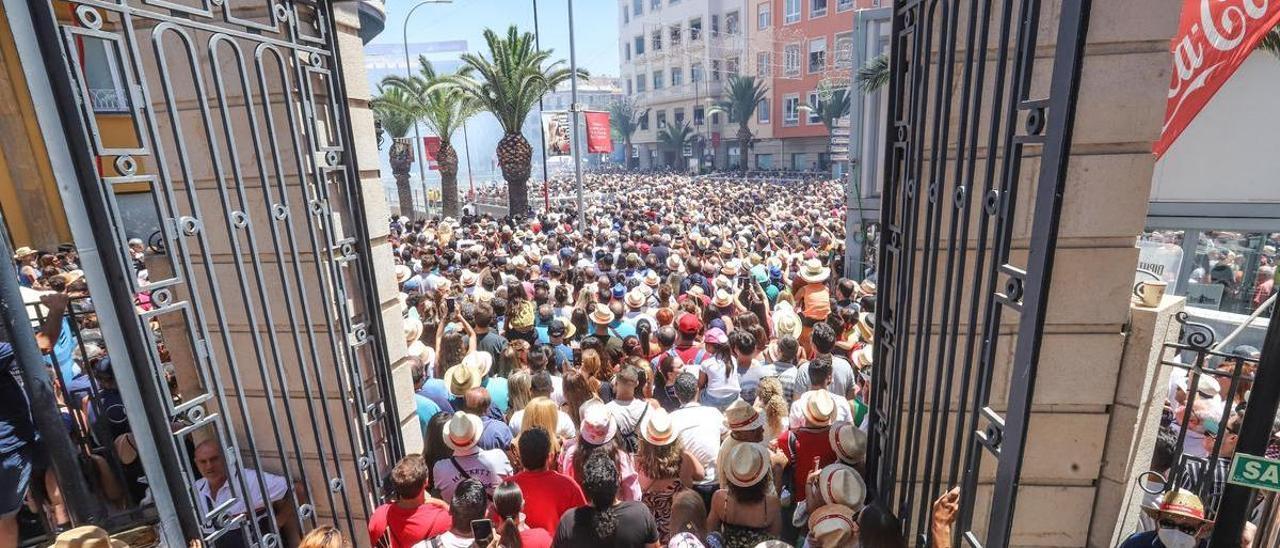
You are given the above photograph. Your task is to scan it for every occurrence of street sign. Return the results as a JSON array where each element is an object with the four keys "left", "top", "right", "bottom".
[{"left": 1227, "top": 453, "right": 1280, "bottom": 493}]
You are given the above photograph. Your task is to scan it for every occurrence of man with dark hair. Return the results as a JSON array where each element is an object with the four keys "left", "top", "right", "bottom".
[
  {"left": 367, "top": 455, "right": 450, "bottom": 546},
  {"left": 669, "top": 372, "right": 725, "bottom": 508},
  {"left": 511, "top": 428, "right": 585, "bottom": 534},
  {"left": 788, "top": 354, "right": 852, "bottom": 429},
  {"left": 473, "top": 302, "right": 508, "bottom": 366},
  {"left": 547, "top": 320, "right": 573, "bottom": 373},
  {"left": 729, "top": 330, "right": 766, "bottom": 403},
  {"left": 793, "top": 322, "right": 855, "bottom": 402},
  {"left": 463, "top": 387, "right": 512, "bottom": 451},
  {"left": 426, "top": 478, "right": 488, "bottom": 547},
  {"left": 1139, "top": 429, "right": 1180, "bottom": 532},
  {"left": 772, "top": 335, "right": 802, "bottom": 403}
]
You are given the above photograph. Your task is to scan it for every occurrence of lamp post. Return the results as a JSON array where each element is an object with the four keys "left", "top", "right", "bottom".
[
  {"left": 532, "top": 0, "right": 551, "bottom": 212},
  {"left": 567, "top": 0, "right": 585, "bottom": 228},
  {"left": 403, "top": 0, "right": 452, "bottom": 216}
]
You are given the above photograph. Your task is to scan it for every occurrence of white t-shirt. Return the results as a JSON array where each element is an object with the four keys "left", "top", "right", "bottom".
[
  {"left": 788, "top": 389, "right": 853, "bottom": 430},
  {"left": 509, "top": 408, "right": 578, "bottom": 440},
  {"left": 431, "top": 449, "right": 512, "bottom": 503},
  {"left": 670, "top": 402, "right": 726, "bottom": 485},
  {"left": 605, "top": 398, "right": 650, "bottom": 436},
  {"left": 698, "top": 356, "right": 742, "bottom": 400},
  {"left": 415, "top": 531, "right": 474, "bottom": 548},
  {"left": 194, "top": 468, "right": 288, "bottom": 517},
  {"left": 737, "top": 360, "right": 773, "bottom": 404}
]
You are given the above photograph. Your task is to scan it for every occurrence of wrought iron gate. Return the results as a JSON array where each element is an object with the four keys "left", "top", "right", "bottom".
[
  {"left": 25, "top": 0, "right": 401, "bottom": 544},
  {"left": 868, "top": 0, "right": 1092, "bottom": 546}
]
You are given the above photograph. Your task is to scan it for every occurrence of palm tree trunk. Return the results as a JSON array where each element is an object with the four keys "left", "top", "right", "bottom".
[
  {"left": 737, "top": 124, "right": 752, "bottom": 172},
  {"left": 389, "top": 137, "right": 414, "bottom": 217},
  {"left": 625, "top": 137, "right": 634, "bottom": 169},
  {"left": 497, "top": 132, "right": 533, "bottom": 217},
  {"left": 438, "top": 140, "right": 460, "bottom": 218}
]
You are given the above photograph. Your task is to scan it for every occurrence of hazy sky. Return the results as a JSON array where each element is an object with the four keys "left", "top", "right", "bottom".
[{"left": 371, "top": 0, "right": 622, "bottom": 77}]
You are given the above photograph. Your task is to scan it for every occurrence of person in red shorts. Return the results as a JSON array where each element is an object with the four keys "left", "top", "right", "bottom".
[
  {"left": 509, "top": 427, "right": 586, "bottom": 533},
  {"left": 368, "top": 455, "right": 451, "bottom": 547}
]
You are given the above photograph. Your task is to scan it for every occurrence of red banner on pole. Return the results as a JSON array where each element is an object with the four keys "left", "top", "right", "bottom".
[
  {"left": 423, "top": 136, "right": 441, "bottom": 171},
  {"left": 584, "top": 111, "right": 613, "bottom": 153},
  {"left": 1155, "top": 1, "right": 1280, "bottom": 157},
  {"left": 711, "top": 132, "right": 721, "bottom": 149}
]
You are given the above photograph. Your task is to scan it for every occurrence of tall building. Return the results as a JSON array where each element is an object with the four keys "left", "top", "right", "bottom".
[{"left": 619, "top": 0, "right": 776, "bottom": 170}]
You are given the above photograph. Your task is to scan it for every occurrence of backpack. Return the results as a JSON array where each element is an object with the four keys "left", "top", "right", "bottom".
[{"left": 617, "top": 403, "right": 650, "bottom": 453}]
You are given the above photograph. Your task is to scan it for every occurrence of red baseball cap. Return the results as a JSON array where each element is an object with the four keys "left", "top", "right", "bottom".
[{"left": 677, "top": 313, "right": 703, "bottom": 335}]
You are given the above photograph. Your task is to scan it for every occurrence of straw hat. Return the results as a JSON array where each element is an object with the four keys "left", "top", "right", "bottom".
[
  {"left": 580, "top": 401, "right": 618, "bottom": 445},
  {"left": 852, "top": 345, "right": 874, "bottom": 370},
  {"left": 445, "top": 363, "right": 480, "bottom": 397},
  {"left": 817, "top": 464, "right": 866, "bottom": 510},
  {"left": 725, "top": 399, "right": 765, "bottom": 432},
  {"left": 808, "top": 504, "right": 858, "bottom": 548},
  {"left": 1148, "top": 489, "right": 1209, "bottom": 523},
  {"left": 548, "top": 318, "right": 576, "bottom": 339},
  {"left": 712, "top": 289, "right": 734, "bottom": 309},
  {"left": 804, "top": 391, "right": 838, "bottom": 427},
  {"left": 403, "top": 316, "right": 424, "bottom": 343},
  {"left": 625, "top": 289, "right": 646, "bottom": 309},
  {"left": 640, "top": 407, "right": 677, "bottom": 446},
  {"left": 773, "top": 310, "right": 802, "bottom": 339},
  {"left": 830, "top": 422, "right": 868, "bottom": 465},
  {"left": 12, "top": 246, "right": 36, "bottom": 259},
  {"left": 643, "top": 270, "right": 661, "bottom": 287},
  {"left": 394, "top": 264, "right": 412, "bottom": 284},
  {"left": 53, "top": 526, "right": 128, "bottom": 548},
  {"left": 460, "top": 269, "right": 479, "bottom": 287},
  {"left": 724, "top": 443, "right": 770, "bottom": 487},
  {"left": 856, "top": 313, "right": 875, "bottom": 343},
  {"left": 721, "top": 259, "right": 742, "bottom": 277},
  {"left": 463, "top": 351, "right": 494, "bottom": 378},
  {"left": 859, "top": 279, "right": 877, "bottom": 295},
  {"left": 589, "top": 303, "right": 615, "bottom": 325},
  {"left": 798, "top": 258, "right": 830, "bottom": 284},
  {"left": 442, "top": 412, "right": 484, "bottom": 452}
]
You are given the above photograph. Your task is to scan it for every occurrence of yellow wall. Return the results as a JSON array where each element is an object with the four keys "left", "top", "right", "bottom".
[{"left": 0, "top": 3, "right": 72, "bottom": 250}]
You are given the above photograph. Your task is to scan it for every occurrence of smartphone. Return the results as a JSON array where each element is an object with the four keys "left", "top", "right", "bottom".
[
  {"left": 446, "top": 296, "right": 458, "bottom": 315},
  {"left": 470, "top": 519, "right": 493, "bottom": 544}
]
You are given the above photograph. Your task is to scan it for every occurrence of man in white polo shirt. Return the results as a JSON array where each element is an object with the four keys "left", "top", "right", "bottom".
[
  {"left": 668, "top": 372, "right": 725, "bottom": 508},
  {"left": 193, "top": 440, "right": 297, "bottom": 548}
]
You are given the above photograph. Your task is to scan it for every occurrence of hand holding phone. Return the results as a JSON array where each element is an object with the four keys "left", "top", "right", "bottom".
[{"left": 471, "top": 519, "right": 493, "bottom": 545}]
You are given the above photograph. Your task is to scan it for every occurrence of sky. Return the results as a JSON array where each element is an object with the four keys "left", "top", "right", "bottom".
[{"left": 371, "top": 0, "right": 621, "bottom": 78}]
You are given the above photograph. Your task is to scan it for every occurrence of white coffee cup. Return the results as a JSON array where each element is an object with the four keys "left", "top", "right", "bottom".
[{"left": 1133, "top": 280, "right": 1168, "bottom": 307}]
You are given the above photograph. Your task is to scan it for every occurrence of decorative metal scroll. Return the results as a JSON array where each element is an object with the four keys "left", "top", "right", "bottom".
[
  {"left": 37, "top": 0, "right": 398, "bottom": 543},
  {"left": 868, "top": 0, "right": 1092, "bottom": 546}
]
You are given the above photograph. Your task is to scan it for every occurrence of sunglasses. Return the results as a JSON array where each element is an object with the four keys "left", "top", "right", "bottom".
[{"left": 1158, "top": 519, "right": 1199, "bottom": 535}]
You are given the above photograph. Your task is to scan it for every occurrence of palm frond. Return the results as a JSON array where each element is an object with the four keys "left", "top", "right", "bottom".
[
  {"left": 801, "top": 85, "right": 852, "bottom": 133},
  {"left": 1260, "top": 26, "right": 1280, "bottom": 58},
  {"left": 609, "top": 98, "right": 648, "bottom": 140},
  {"left": 369, "top": 85, "right": 419, "bottom": 138},
  {"left": 856, "top": 53, "right": 890, "bottom": 93},
  {"left": 657, "top": 120, "right": 697, "bottom": 150}
]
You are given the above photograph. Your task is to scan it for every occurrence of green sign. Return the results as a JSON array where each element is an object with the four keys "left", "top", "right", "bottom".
[{"left": 1227, "top": 453, "right": 1280, "bottom": 493}]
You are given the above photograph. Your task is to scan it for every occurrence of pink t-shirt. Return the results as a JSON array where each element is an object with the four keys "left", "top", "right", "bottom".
[{"left": 557, "top": 439, "right": 642, "bottom": 502}]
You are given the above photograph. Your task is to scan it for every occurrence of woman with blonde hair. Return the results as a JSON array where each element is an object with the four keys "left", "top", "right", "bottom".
[
  {"left": 753, "top": 377, "right": 788, "bottom": 442},
  {"left": 579, "top": 349, "right": 607, "bottom": 393},
  {"left": 505, "top": 369, "right": 533, "bottom": 422},
  {"left": 299, "top": 525, "right": 350, "bottom": 548}
]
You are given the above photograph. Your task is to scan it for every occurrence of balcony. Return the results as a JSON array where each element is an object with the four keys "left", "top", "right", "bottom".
[{"left": 354, "top": 0, "right": 387, "bottom": 44}]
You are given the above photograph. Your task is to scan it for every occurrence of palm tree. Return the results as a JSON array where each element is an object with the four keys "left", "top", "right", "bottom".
[
  {"left": 609, "top": 99, "right": 647, "bottom": 170},
  {"left": 1261, "top": 26, "right": 1280, "bottom": 57},
  {"left": 370, "top": 85, "right": 420, "bottom": 217},
  {"left": 382, "top": 56, "right": 479, "bottom": 218},
  {"left": 709, "top": 75, "right": 768, "bottom": 172},
  {"left": 444, "top": 26, "right": 585, "bottom": 217},
  {"left": 800, "top": 84, "right": 852, "bottom": 172},
  {"left": 856, "top": 53, "right": 890, "bottom": 93},
  {"left": 657, "top": 121, "right": 698, "bottom": 170}
]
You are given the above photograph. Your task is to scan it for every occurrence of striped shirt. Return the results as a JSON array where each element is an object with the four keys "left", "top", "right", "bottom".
[{"left": 1178, "top": 455, "right": 1230, "bottom": 514}]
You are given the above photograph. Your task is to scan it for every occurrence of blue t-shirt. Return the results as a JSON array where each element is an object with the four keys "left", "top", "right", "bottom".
[
  {"left": 415, "top": 393, "right": 442, "bottom": 439},
  {"left": 608, "top": 320, "right": 636, "bottom": 340},
  {"left": 482, "top": 376, "right": 509, "bottom": 414},
  {"left": 477, "top": 417, "right": 513, "bottom": 451},
  {"left": 43, "top": 318, "right": 79, "bottom": 382},
  {"left": 419, "top": 380, "right": 452, "bottom": 414},
  {"left": 535, "top": 326, "right": 551, "bottom": 345},
  {"left": 0, "top": 344, "right": 37, "bottom": 455}
]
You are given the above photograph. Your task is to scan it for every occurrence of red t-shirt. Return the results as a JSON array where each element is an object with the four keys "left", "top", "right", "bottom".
[
  {"left": 778, "top": 427, "right": 838, "bottom": 503},
  {"left": 511, "top": 469, "right": 587, "bottom": 533},
  {"left": 518, "top": 527, "right": 553, "bottom": 548},
  {"left": 367, "top": 501, "right": 451, "bottom": 547}
]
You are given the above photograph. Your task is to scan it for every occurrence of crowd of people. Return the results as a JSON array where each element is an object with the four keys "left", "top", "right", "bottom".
[{"left": 370, "top": 172, "right": 936, "bottom": 548}]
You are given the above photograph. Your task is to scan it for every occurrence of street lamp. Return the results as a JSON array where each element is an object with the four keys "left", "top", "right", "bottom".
[{"left": 403, "top": 0, "right": 452, "bottom": 216}]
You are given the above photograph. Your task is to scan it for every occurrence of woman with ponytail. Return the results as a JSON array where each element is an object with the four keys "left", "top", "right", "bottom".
[
  {"left": 552, "top": 453, "right": 659, "bottom": 547},
  {"left": 492, "top": 481, "right": 552, "bottom": 548}
]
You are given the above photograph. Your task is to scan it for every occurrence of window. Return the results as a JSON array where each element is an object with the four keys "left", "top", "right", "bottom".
[
  {"left": 635, "top": 36, "right": 645, "bottom": 55},
  {"left": 691, "top": 62, "right": 704, "bottom": 82},
  {"left": 711, "top": 15, "right": 720, "bottom": 36},
  {"left": 624, "top": 4, "right": 630, "bottom": 23},
  {"left": 834, "top": 32, "right": 853, "bottom": 69},
  {"left": 811, "top": 0, "right": 828, "bottom": 18},
  {"left": 711, "top": 112, "right": 721, "bottom": 125},
  {"left": 756, "top": 153, "right": 774, "bottom": 169},
  {"left": 783, "top": 44, "right": 801, "bottom": 75},
  {"left": 625, "top": 43, "right": 631, "bottom": 61},
  {"left": 1139, "top": 229, "right": 1280, "bottom": 315},
  {"left": 651, "top": 0, "right": 661, "bottom": 9},
  {"left": 757, "top": 51, "right": 771, "bottom": 77},
  {"left": 783, "top": 95, "right": 800, "bottom": 125},
  {"left": 80, "top": 38, "right": 130, "bottom": 113},
  {"left": 670, "top": 24, "right": 682, "bottom": 46},
  {"left": 636, "top": 76, "right": 647, "bottom": 92},
  {"left": 690, "top": 18, "right": 702, "bottom": 40},
  {"left": 757, "top": 2, "right": 771, "bottom": 29},
  {"left": 694, "top": 106, "right": 705, "bottom": 126},
  {"left": 757, "top": 97, "right": 770, "bottom": 123},
  {"left": 808, "top": 37, "right": 827, "bottom": 73},
  {"left": 837, "top": 0, "right": 855, "bottom": 11},
  {"left": 626, "top": 78, "right": 633, "bottom": 94},
  {"left": 652, "top": 30, "right": 663, "bottom": 51},
  {"left": 725, "top": 11, "right": 740, "bottom": 35},
  {"left": 657, "top": 110, "right": 667, "bottom": 129},
  {"left": 674, "top": 107, "right": 686, "bottom": 125},
  {"left": 807, "top": 91, "right": 822, "bottom": 124},
  {"left": 784, "top": 0, "right": 800, "bottom": 23},
  {"left": 711, "top": 60, "right": 722, "bottom": 81},
  {"left": 639, "top": 110, "right": 650, "bottom": 130},
  {"left": 671, "top": 66, "right": 684, "bottom": 86},
  {"left": 633, "top": 0, "right": 642, "bottom": 16},
  {"left": 726, "top": 57, "right": 740, "bottom": 78},
  {"left": 652, "top": 70, "right": 664, "bottom": 89}
]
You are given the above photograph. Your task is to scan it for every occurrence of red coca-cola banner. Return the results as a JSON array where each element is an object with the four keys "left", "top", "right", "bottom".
[
  {"left": 423, "top": 136, "right": 441, "bottom": 170},
  {"left": 1156, "top": 1, "right": 1280, "bottom": 157},
  {"left": 584, "top": 111, "right": 613, "bottom": 153}
]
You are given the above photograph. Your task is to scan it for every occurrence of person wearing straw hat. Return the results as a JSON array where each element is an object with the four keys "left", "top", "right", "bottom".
[
  {"left": 431, "top": 411, "right": 512, "bottom": 503},
  {"left": 804, "top": 504, "right": 858, "bottom": 548},
  {"left": 778, "top": 390, "right": 840, "bottom": 510},
  {"left": 829, "top": 422, "right": 868, "bottom": 469},
  {"left": 1119, "top": 489, "right": 1211, "bottom": 548},
  {"left": 622, "top": 288, "right": 657, "bottom": 331},
  {"left": 636, "top": 407, "right": 705, "bottom": 543},
  {"left": 706, "top": 443, "right": 782, "bottom": 546},
  {"left": 788, "top": 355, "right": 853, "bottom": 431},
  {"left": 791, "top": 259, "right": 831, "bottom": 355},
  {"left": 12, "top": 246, "right": 39, "bottom": 287}
]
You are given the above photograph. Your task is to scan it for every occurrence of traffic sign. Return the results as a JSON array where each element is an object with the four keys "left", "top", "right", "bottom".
[{"left": 1227, "top": 453, "right": 1280, "bottom": 493}]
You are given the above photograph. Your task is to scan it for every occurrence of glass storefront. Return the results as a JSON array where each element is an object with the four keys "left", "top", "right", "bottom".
[{"left": 1141, "top": 228, "right": 1278, "bottom": 316}]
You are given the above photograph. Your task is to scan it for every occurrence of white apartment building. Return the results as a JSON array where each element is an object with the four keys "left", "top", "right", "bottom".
[{"left": 619, "top": 0, "right": 774, "bottom": 170}]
